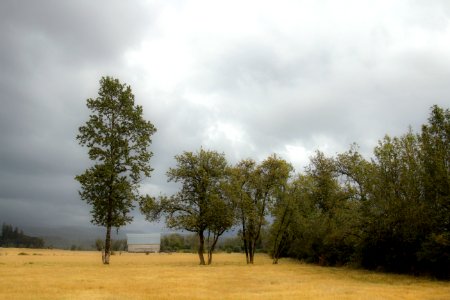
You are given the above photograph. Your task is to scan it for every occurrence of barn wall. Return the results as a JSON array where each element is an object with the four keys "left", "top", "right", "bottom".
[{"left": 128, "top": 244, "right": 160, "bottom": 253}]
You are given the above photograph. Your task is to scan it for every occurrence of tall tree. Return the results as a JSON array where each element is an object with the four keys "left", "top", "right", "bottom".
[
  {"left": 228, "top": 159, "right": 256, "bottom": 263},
  {"left": 270, "top": 150, "right": 360, "bottom": 266},
  {"left": 75, "top": 76, "right": 156, "bottom": 264},
  {"left": 420, "top": 105, "right": 449, "bottom": 233},
  {"left": 360, "top": 133, "right": 425, "bottom": 272},
  {"left": 231, "top": 155, "right": 292, "bottom": 264},
  {"left": 140, "top": 148, "right": 233, "bottom": 265},
  {"left": 269, "top": 177, "right": 300, "bottom": 264},
  {"left": 418, "top": 105, "right": 450, "bottom": 277}
]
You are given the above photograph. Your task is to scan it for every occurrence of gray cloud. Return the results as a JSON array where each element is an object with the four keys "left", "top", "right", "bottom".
[{"left": 1, "top": 0, "right": 449, "bottom": 235}]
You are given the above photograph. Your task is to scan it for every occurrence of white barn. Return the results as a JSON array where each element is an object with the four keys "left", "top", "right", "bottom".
[{"left": 127, "top": 233, "right": 161, "bottom": 253}]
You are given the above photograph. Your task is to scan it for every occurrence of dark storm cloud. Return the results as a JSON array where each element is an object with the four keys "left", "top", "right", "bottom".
[
  {"left": 0, "top": 0, "right": 157, "bottom": 229},
  {"left": 0, "top": 0, "right": 155, "bottom": 63}
]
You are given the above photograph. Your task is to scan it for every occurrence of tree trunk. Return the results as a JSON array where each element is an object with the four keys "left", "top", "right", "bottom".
[
  {"left": 103, "top": 225, "right": 111, "bottom": 264},
  {"left": 207, "top": 234, "right": 220, "bottom": 265},
  {"left": 243, "top": 237, "right": 250, "bottom": 264},
  {"left": 241, "top": 208, "right": 250, "bottom": 264},
  {"left": 198, "top": 231, "right": 206, "bottom": 265},
  {"left": 242, "top": 222, "right": 250, "bottom": 264},
  {"left": 271, "top": 205, "right": 290, "bottom": 264},
  {"left": 248, "top": 240, "right": 254, "bottom": 264},
  {"left": 207, "top": 250, "right": 212, "bottom": 265}
]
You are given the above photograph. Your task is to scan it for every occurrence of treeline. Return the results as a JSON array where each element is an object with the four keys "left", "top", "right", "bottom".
[
  {"left": 160, "top": 233, "right": 264, "bottom": 254},
  {"left": 141, "top": 105, "right": 448, "bottom": 278},
  {"left": 268, "top": 105, "right": 449, "bottom": 278},
  {"left": 0, "top": 223, "right": 44, "bottom": 248},
  {"left": 93, "top": 238, "right": 127, "bottom": 252},
  {"left": 160, "top": 233, "right": 197, "bottom": 252}
]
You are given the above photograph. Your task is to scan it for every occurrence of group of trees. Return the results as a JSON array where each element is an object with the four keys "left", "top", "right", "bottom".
[
  {"left": 0, "top": 223, "right": 44, "bottom": 248},
  {"left": 76, "top": 76, "right": 448, "bottom": 277},
  {"left": 159, "top": 233, "right": 198, "bottom": 252},
  {"left": 139, "top": 151, "right": 293, "bottom": 265},
  {"left": 267, "top": 105, "right": 449, "bottom": 278},
  {"left": 140, "top": 149, "right": 234, "bottom": 264}
]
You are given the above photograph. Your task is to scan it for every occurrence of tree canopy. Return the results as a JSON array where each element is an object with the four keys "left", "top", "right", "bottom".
[
  {"left": 140, "top": 148, "right": 233, "bottom": 265},
  {"left": 265, "top": 105, "right": 449, "bottom": 278}
]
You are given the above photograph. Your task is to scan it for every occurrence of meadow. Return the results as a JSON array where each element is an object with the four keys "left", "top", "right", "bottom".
[{"left": 0, "top": 248, "right": 449, "bottom": 299}]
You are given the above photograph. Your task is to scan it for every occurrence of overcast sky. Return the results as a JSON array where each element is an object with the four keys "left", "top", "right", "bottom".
[{"left": 1, "top": 0, "right": 449, "bottom": 234}]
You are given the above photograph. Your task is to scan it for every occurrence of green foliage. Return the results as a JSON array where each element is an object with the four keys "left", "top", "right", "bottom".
[
  {"left": 230, "top": 155, "right": 293, "bottom": 264},
  {"left": 75, "top": 76, "right": 156, "bottom": 264},
  {"left": 216, "top": 236, "right": 243, "bottom": 253},
  {"left": 140, "top": 148, "right": 234, "bottom": 264},
  {"left": 267, "top": 105, "right": 449, "bottom": 278},
  {"left": 269, "top": 152, "right": 359, "bottom": 266},
  {"left": 160, "top": 233, "right": 197, "bottom": 252}
]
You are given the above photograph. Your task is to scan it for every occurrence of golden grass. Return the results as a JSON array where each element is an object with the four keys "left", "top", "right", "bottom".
[{"left": 0, "top": 248, "right": 449, "bottom": 299}]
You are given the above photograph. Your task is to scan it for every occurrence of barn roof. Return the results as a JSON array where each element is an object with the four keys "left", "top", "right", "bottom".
[{"left": 126, "top": 233, "right": 161, "bottom": 245}]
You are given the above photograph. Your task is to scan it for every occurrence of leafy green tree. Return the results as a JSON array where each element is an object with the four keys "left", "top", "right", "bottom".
[
  {"left": 269, "top": 176, "right": 300, "bottom": 264},
  {"left": 336, "top": 144, "right": 375, "bottom": 203},
  {"left": 75, "top": 76, "right": 156, "bottom": 264},
  {"left": 270, "top": 151, "right": 360, "bottom": 266},
  {"left": 263, "top": 105, "right": 449, "bottom": 278},
  {"left": 303, "top": 151, "right": 357, "bottom": 265},
  {"left": 140, "top": 148, "right": 233, "bottom": 265},
  {"left": 306, "top": 151, "right": 346, "bottom": 214},
  {"left": 205, "top": 190, "right": 235, "bottom": 264},
  {"left": 230, "top": 155, "right": 292, "bottom": 264},
  {"left": 418, "top": 105, "right": 450, "bottom": 277},
  {"left": 228, "top": 159, "right": 255, "bottom": 262},
  {"left": 160, "top": 233, "right": 185, "bottom": 252},
  {"left": 420, "top": 105, "right": 449, "bottom": 233},
  {"left": 360, "top": 132, "right": 425, "bottom": 272}
]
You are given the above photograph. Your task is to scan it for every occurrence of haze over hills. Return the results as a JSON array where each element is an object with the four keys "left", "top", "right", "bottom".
[
  {"left": 1, "top": 222, "right": 237, "bottom": 250},
  {"left": 3, "top": 223, "right": 234, "bottom": 250},
  {"left": 1, "top": 223, "right": 164, "bottom": 249}
]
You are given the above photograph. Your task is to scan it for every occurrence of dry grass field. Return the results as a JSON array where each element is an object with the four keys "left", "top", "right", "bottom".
[{"left": 0, "top": 248, "right": 449, "bottom": 299}]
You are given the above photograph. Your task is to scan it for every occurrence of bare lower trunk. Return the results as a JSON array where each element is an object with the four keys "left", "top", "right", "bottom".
[
  {"left": 103, "top": 225, "right": 111, "bottom": 264},
  {"left": 244, "top": 239, "right": 250, "bottom": 264},
  {"left": 248, "top": 240, "right": 254, "bottom": 264},
  {"left": 242, "top": 229, "right": 250, "bottom": 264},
  {"left": 198, "top": 231, "right": 206, "bottom": 265},
  {"left": 207, "top": 247, "right": 213, "bottom": 265},
  {"left": 207, "top": 234, "right": 220, "bottom": 265}
]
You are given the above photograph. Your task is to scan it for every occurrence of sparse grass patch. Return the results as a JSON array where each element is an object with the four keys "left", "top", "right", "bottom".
[{"left": 0, "top": 248, "right": 449, "bottom": 299}]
